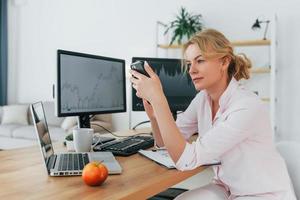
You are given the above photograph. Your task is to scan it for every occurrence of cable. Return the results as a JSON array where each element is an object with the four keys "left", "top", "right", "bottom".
[
  {"left": 89, "top": 115, "right": 95, "bottom": 120},
  {"left": 91, "top": 123, "right": 152, "bottom": 138},
  {"left": 132, "top": 120, "right": 150, "bottom": 130},
  {"left": 131, "top": 112, "right": 183, "bottom": 130},
  {"left": 91, "top": 123, "right": 124, "bottom": 137}
]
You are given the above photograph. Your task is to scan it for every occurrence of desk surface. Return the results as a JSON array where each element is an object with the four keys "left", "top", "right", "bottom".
[{"left": 0, "top": 129, "right": 205, "bottom": 200}]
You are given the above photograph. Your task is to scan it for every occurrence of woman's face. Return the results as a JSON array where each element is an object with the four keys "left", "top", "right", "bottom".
[{"left": 185, "top": 43, "right": 228, "bottom": 91}]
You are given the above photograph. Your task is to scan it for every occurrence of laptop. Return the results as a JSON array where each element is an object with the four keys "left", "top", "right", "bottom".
[{"left": 30, "top": 102, "right": 122, "bottom": 176}]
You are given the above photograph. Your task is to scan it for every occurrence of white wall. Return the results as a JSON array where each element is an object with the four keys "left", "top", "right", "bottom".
[{"left": 8, "top": 0, "right": 300, "bottom": 141}]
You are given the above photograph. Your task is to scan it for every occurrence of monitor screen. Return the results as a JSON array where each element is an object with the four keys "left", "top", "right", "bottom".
[
  {"left": 31, "top": 102, "right": 54, "bottom": 171},
  {"left": 57, "top": 50, "right": 126, "bottom": 117},
  {"left": 131, "top": 57, "right": 197, "bottom": 112}
]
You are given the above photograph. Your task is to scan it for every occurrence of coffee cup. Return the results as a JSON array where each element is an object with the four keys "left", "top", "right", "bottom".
[{"left": 73, "top": 128, "right": 94, "bottom": 152}]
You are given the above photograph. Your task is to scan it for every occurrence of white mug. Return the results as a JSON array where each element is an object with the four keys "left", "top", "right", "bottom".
[{"left": 73, "top": 128, "right": 94, "bottom": 152}]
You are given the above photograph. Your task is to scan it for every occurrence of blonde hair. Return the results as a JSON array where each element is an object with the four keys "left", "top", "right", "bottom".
[{"left": 183, "top": 29, "right": 251, "bottom": 81}]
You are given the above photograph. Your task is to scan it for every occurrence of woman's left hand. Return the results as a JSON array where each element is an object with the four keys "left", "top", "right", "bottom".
[{"left": 129, "top": 62, "right": 164, "bottom": 104}]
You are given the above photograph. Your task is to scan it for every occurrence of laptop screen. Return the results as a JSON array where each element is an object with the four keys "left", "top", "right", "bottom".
[{"left": 31, "top": 102, "right": 54, "bottom": 166}]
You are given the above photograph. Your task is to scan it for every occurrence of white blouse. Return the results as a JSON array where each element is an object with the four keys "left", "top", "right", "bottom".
[{"left": 175, "top": 78, "right": 296, "bottom": 198}]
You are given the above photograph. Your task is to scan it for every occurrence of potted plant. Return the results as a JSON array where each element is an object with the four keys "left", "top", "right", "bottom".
[
  {"left": 65, "top": 133, "right": 75, "bottom": 151},
  {"left": 164, "top": 7, "right": 203, "bottom": 45}
]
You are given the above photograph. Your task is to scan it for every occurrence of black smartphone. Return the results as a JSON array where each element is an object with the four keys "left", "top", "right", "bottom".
[{"left": 130, "top": 60, "right": 150, "bottom": 77}]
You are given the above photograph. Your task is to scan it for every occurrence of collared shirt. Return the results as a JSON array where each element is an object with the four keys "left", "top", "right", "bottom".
[{"left": 175, "top": 78, "right": 296, "bottom": 197}]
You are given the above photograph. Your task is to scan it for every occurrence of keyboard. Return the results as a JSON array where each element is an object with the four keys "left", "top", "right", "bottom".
[
  {"left": 93, "top": 135, "right": 154, "bottom": 156},
  {"left": 57, "top": 153, "right": 89, "bottom": 171}
]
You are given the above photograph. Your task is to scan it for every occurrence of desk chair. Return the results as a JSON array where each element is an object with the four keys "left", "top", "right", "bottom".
[
  {"left": 276, "top": 141, "right": 300, "bottom": 199},
  {"left": 148, "top": 188, "right": 188, "bottom": 200}
]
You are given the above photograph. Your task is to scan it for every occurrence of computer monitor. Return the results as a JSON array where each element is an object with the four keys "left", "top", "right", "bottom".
[
  {"left": 57, "top": 50, "right": 126, "bottom": 128},
  {"left": 131, "top": 57, "right": 197, "bottom": 119}
]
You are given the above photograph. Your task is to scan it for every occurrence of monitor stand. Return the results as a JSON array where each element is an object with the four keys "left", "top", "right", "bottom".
[
  {"left": 77, "top": 114, "right": 116, "bottom": 146},
  {"left": 78, "top": 115, "right": 91, "bottom": 128}
]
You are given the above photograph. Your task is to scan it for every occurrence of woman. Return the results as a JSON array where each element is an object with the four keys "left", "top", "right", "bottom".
[{"left": 130, "top": 29, "right": 296, "bottom": 200}]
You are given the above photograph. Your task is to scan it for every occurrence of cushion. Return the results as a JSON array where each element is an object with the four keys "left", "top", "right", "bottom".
[
  {"left": 0, "top": 137, "right": 37, "bottom": 150},
  {"left": 11, "top": 125, "right": 37, "bottom": 140},
  {"left": 276, "top": 141, "right": 300, "bottom": 198},
  {"left": 61, "top": 117, "right": 77, "bottom": 131},
  {"left": 12, "top": 125, "right": 66, "bottom": 142},
  {"left": 0, "top": 124, "right": 22, "bottom": 137},
  {"left": 1, "top": 105, "right": 29, "bottom": 125}
]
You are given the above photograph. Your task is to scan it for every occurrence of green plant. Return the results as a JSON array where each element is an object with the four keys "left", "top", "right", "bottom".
[
  {"left": 65, "top": 133, "right": 73, "bottom": 141},
  {"left": 164, "top": 7, "right": 203, "bottom": 45}
]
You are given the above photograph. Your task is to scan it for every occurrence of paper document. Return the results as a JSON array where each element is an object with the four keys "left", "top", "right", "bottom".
[
  {"left": 138, "top": 149, "right": 176, "bottom": 169},
  {"left": 139, "top": 149, "right": 222, "bottom": 169}
]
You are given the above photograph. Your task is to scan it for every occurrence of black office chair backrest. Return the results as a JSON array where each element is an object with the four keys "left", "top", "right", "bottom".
[{"left": 147, "top": 188, "right": 188, "bottom": 200}]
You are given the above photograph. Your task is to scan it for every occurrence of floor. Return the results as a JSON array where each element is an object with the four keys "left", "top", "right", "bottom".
[{"left": 172, "top": 167, "right": 214, "bottom": 190}]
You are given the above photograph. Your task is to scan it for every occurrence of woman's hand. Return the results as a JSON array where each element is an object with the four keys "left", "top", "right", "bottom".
[{"left": 130, "top": 62, "right": 164, "bottom": 105}]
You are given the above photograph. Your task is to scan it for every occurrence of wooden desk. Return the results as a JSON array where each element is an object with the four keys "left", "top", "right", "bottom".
[{"left": 0, "top": 129, "right": 205, "bottom": 199}]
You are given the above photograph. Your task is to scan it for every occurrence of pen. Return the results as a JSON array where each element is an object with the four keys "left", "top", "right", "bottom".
[
  {"left": 201, "top": 162, "right": 221, "bottom": 167},
  {"left": 152, "top": 149, "right": 164, "bottom": 152}
]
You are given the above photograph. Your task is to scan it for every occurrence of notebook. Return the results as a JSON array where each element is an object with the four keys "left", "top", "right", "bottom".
[
  {"left": 139, "top": 149, "right": 176, "bottom": 169},
  {"left": 139, "top": 149, "right": 221, "bottom": 169}
]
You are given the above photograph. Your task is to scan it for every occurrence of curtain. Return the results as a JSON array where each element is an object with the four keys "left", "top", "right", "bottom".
[{"left": 0, "top": 0, "right": 8, "bottom": 105}]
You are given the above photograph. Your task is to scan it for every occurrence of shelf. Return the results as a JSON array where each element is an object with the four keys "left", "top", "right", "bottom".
[
  {"left": 157, "top": 44, "right": 183, "bottom": 49},
  {"left": 250, "top": 67, "right": 271, "bottom": 74},
  {"left": 157, "top": 39, "right": 271, "bottom": 49},
  {"left": 261, "top": 98, "right": 270, "bottom": 102},
  {"left": 231, "top": 39, "right": 271, "bottom": 47}
]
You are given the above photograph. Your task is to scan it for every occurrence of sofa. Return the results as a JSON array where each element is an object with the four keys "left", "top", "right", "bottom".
[{"left": 0, "top": 101, "right": 112, "bottom": 150}]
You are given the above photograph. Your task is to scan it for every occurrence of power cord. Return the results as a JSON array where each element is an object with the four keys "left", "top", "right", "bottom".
[
  {"left": 132, "top": 120, "right": 150, "bottom": 130},
  {"left": 89, "top": 115, "right": 95, "bottom": 120},
  {"left": 132, "top": 112, "right": 183, "bottom": 130},
  {"left": 91, "top": 123, "right": 152, "bottom": 138},
  {"left": 91, "top": 123, "right": 126, "bottom": 137}
]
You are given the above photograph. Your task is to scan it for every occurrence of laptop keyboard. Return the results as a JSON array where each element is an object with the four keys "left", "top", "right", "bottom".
[{"left": 58, "top": 153, "right": 89, "bottom": 171}]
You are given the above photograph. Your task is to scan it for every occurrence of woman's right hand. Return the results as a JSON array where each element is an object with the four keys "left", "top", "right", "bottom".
[{"left": 143, "top": 99, "right": 156, "bottom": 120}]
